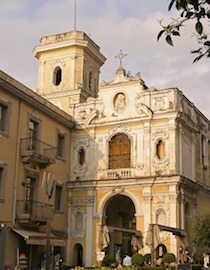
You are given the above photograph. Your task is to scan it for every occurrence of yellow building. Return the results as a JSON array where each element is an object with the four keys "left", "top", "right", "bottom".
[
  {"left": 0, "top": 71, "right": 74, "bottom": 269},
  {"left": 0, "top": 29, "right": 210, "bottom": 269}
]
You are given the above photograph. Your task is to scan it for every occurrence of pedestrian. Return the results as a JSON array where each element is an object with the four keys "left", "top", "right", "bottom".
[
  {"left": 123, "top": 253, "right": 132, "bottom": 267},
  {"left": 185, "top": 250, "right": 193, "bottom": 263},
  {"left": 116, "top": 249, "right": 121, "bottom": 266},
  {"left": 202, "top": 251, "right": 209, "bottom": 270}
]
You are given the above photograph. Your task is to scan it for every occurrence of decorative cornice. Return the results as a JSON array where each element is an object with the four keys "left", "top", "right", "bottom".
[{"left": 0, "top": 72, "right": 74, "bottom": 128}]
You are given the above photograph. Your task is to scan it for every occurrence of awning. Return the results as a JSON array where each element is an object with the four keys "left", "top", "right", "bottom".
[
  {"left": 145, "top": 224, "right": 189, "bottom": 250},
  {"left": 107, "top": 226, "right": 142, "bottom": 237},
  {"left": 12, "top": 229, "right": 65, "bottom": 247},
  {"left": 157, "top": 224, "right": 186, "bottom": 237}
]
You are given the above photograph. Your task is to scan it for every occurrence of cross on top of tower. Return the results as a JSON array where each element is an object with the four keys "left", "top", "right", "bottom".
[{"left": 115, "top": 50, "right": 127, "bottom": 67}]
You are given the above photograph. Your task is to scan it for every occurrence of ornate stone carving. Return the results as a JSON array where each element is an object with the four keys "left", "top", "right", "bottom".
[
  {"left": 74, "top": 98, "right": 105, "bottom": 125},
  {"left": 73, "top": 162, "right": 88, "bottom": 177},
  {"left": 51, "top": 58, "right": 66, "bottom": 68},
  {"left": 134, "top": 94, "right": 153, "bottom": 117},
  {"left": 86, "top": 196, "right": 94, "bottom": 205},
  {"left": 168, "top": 193, "right": 177, "bottom": 202},
  {"left": 75, "top": 197, "right": 85, "bottom": 206},
  {"left": 73, "top": 137, "right": 90, "bottom": 149},
  {"left": 154, "top": 97, "right": 165, "bottom": 111},
  {"left": 108, "top": 125, "right": 131, "bottom": 137},
  {"left": 152, "top": 157, "right": 170, "bottom": 171},
  {"left": 73, "top": 142, "right": 89, "bottom": 177},
  {"left": 135, "top": 162, "right": 144, "bottom": 170},
  {"left": 143, "top": 194, "right": 152, "bottom": 203},
  {"left": 71, "top": 206, "right": 86, "bottom": 240},
  {"left": 113, "top": 92, "right": 127, "bottom": 112},
  {"left": 152, "top": 129, "right": 168, "bottom": 141},
  {"left": 157, "top": 195, "right": 165, "bottom": 204},
  {"left": 50, "top": 58, "right": 66, "bottom": 92},
  {"left": 112, "top": 186, "right": 124, "bottom": 194},
  {"left": 31, "top": 111, "right": 39, "bottom": 119}
]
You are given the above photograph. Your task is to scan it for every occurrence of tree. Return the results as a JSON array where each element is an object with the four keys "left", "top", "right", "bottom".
[
  {"left": 102, "top": 254, "right": 116, "bottom": 266},
  {"left": 157, "top": 0, "right": 210, "bottom": 62},
  {"left": 131, "top": 253, "right": 145, "bottom": 266},
  {"left": 193, "top": 212, "right": 210, "bottom": 247},
  {"left": 162, "top": 253, "right": 176, "bottom": 265}
]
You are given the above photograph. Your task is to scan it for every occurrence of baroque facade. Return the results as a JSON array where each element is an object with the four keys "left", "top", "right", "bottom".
[{"left": 0, "top": 29, "right": 210, "bottom": 269}]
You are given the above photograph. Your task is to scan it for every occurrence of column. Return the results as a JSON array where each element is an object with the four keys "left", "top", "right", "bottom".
[
  {"left": 143, "top": 188, "right": 152, "bottom": 254},
  {"left": 85, "top": 193, "right": 94, "bottom": 266},
  {"left": 66, "top": 193, "right": 72, "bottom": 265},
  {"left": 179, "top": 124, "right": 183, "bottom": 174}
]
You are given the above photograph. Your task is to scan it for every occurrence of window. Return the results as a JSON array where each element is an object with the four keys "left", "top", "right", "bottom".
[
  {"left": 55, "top": 185, "right": 62, "bottom": 211},
  {"left": 156, "top": 140, "right": 165, "bottom": 159},
  {"left": 185, "top": 201, "right": 191, "bottom": 217},
  {"left": 57, "top": 132, "right": 66, "bottom": 159},
  {"left": 0, "top": 100, "right": 11, "bottom": 135},
  {"left": 24, "top": 177, "right": 35, "bottom": 214},
  {"left": 88, "top": 71, "right": 93, "bottom": 92},
  {"left": 201, "top": 135, "right": 207, "bottom": 169},
  {"left": 109, "top": 133, "right": 131, "bottom": 169},
  {"left": 78, "top": 148, "right": 85, "bottom": 165},
  {"left": 53, "top": 67, "right": 62, "bottom": 86},
  {"left": 0, "top": 164, "right": 7, "bottom": 201},
  {"left": 28, "top": 119, "right": 39, "bottom": 150}
]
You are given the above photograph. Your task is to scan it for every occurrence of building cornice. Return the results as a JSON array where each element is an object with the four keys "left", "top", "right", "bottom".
[{"left": 0, "top": 70, "right": 75, "bottom": 128}]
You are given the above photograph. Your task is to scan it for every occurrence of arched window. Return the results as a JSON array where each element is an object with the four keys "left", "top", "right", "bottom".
[
  {"left": 53, "top": 66, "right": 62, "bottom": 86},
  {"left": 109, "top": 133, "right": 131, "bottom": 169},
  {"left": 185, "top": 201, "right": 191, "bottom": 217},
  {"left": 78, "top": 148, "right": 85, "bottom": 165},
  {"left": 156, "top": 140, "right": 165, "bottom": 159},
  {"left": 88, "top": 71, "right": 93, "bottom": 92}
]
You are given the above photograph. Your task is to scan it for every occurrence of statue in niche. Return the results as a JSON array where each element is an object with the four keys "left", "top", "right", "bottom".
[{"left": 114, "top": 93, "right": 126, "bottom": 112}]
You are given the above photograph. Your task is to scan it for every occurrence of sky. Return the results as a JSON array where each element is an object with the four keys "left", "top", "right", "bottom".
[{"left": 0, "top": 0, "right": 209, "bottom": 118}]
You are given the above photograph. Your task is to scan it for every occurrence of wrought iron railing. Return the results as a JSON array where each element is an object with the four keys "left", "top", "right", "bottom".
[
  {"left": 16, "top": 200, "right": 54, "bottom": 222},
  {"left": 20, "top": 137, "right": 57, "bottom": 162}
]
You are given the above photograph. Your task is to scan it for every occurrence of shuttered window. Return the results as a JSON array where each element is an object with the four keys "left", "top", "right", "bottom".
[{"left": 109, "top": 134, "right": 131, "bottom": 169}]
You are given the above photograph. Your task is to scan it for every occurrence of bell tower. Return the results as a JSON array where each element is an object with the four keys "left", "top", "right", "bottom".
[{"left": 33, "top": 31, "right": 106, "bottom": 113}]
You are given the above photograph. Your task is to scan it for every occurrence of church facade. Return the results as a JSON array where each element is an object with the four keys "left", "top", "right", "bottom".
[{"left": 0, "top": 30, "right": 210, "bottom": 268}]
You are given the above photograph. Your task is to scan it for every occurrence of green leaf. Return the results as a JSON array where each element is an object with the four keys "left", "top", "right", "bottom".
[
  {"left": 193, "top": 54, "right": 205, "bottom": 62},
  {"left": 176, "top": 3, "right": 183, "bottom": 10},
  {"left": 204, "top": 41, "right": 210, "bottom": 46},
  {"left": 195, "top": 21, "right": 203, "bottom": 34},
  {"left": 191, "top": 48, "right": 201, "bottom": 54},
  {"left": 186, "top": 11, "right": 194, "bottom": 18},
  {"left": 168, "top": 0, "right": 176, "bottom": 10},
  {"left": 157, "top": 30, "right": 165, "bottom": 41},
  {"left": 166, "top": 35, "right": 174, "bottom": 46},
  {"left": 172, "top": 31, "right": 180, "bottom": 36}
]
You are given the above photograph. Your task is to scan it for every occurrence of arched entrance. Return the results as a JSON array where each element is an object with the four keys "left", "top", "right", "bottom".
[
  {"left": 73, "top": 243, "right": 83, "bottom": 267},
  {"left": 103, "top": 194, "right": 141, "bottom": 260}
]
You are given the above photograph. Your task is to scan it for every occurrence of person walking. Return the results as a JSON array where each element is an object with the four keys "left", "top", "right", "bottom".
[
  {"left": 203, "top": 251, "right": 210, "bottom": 270},
  {"left": 123, "top": 254, "right": 132, "bottom": 267}
]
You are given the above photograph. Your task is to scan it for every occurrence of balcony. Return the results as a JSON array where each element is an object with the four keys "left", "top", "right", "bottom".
[
  {"left": 107, "top": 168, "right": 134, "bottom": 179},
  {"left": 16, "top": 200, "right": 54, "bottom": 225},
  {"left": 20, "top": 138, "right": 57, "bottom": 168}
]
